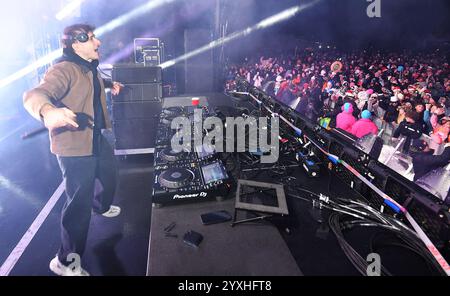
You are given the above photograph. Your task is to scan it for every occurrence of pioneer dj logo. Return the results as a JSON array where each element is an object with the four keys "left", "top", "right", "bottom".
[
  {"left": 171, "top": 109, "right": 279, "bottom": 163},
  {"left": 173, "top": 192, "right": 208, "bottom": 199}
]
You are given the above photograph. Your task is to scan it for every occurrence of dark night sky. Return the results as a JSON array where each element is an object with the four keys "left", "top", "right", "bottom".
[
  {"left": 250, "top": 0, "right": 450, "bottom": 49},
  {"left": 71, "top": 0, "right": 450, "bottom": 59}
]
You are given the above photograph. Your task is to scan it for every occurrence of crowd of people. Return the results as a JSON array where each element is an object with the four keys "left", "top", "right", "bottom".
[{"left": 224, "top": 47, "right": 450, "bottom": 180}]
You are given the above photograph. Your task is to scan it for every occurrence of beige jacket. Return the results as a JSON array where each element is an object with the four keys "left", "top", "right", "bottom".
[{"left": 23, "top": 61, "right": 111, "bottom": 156}]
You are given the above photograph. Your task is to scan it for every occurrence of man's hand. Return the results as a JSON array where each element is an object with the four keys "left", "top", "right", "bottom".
[
  {"left": 111, "top": 81, "right": 124, "bottom": 96},
  {"left": 40, "top": 104, "right": 79, "bottom": 131}
]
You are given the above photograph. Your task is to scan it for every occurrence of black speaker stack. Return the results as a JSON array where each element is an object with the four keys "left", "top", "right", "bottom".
[{"left": 111, "top": 64, "right": 163, "bottom": 151}]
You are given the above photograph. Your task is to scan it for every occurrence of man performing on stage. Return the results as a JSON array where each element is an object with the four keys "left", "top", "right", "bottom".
[{"left": 23, "top": 24, "right": 123, "bottom": 276}]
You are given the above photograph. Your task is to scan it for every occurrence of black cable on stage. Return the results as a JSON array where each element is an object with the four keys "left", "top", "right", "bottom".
[
  {"left": 329, "top": 213, "right": 393, "bottom": 276},
  {"left": 284, "top": 188, "right": 447, "bottom": 276},
  {"left": 331, "top": 214, "right": 447, "bottom": 276},
  {"left": 369, "top": 232, "right": 440, "bottom": 275}
]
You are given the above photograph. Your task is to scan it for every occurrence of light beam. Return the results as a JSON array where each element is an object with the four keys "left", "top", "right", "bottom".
[
  {"left": 160, "top": 0, "right": 321, "bottom": 69},
  {"left": 0, "top": 0, "right": 179, "bottom": 89},
  {"left": 55, "top": 0, "right": 85, "bottom": 21}
]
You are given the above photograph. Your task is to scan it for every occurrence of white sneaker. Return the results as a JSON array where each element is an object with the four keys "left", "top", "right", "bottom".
[
  {"left": 49, "top": 256, "right": 90, "bottom": 276},
  {"left": 101, "top": 205, "right": 121, "bottom": 218}
]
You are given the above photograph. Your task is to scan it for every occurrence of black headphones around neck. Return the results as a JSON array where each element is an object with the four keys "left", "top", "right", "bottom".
[{"left": 63, "top": 32, "right": 89, "bottom": 43}]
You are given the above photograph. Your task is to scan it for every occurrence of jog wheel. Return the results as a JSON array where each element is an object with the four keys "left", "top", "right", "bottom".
[
  {"left": 160, "top": 147, "right": 187, "bottom": 162},
  {"left": 158, "top": 168, "right": 194, "bottom": 189},
  {"left": 163, "top": 107, "right": 183, "bottom": 116}
]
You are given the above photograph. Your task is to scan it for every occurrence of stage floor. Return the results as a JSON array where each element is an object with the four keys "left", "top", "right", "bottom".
[{"left": 148, "top": 198, "right": 302, "bottom": 276}]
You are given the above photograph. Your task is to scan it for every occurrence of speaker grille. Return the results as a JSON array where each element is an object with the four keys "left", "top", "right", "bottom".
[
  {"left": 112, "top": 101, "right": 161, "bottom": 120},
  {"left": 110, "top": 65, "right": 163, "bottom": 150},
  {"left": 112, "top": 83, "right": 162, "bottom": 102},
  {"left": 112, "top": 64, "right": 162, "bottom": 84},
  {"left": 113, "top": 118, "right": 158, "bottom": 149}
]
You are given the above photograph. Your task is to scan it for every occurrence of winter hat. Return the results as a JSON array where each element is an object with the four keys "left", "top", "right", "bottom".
[
  {"left": 366, "top": 89, "right": 374, "bottom": 95},
  {"left": 361, "top": 110, "right": 371, "bottom": 119},
  {"left": 408, "top": 85, "right": 416, "bottom": 92},
  {"left": 341, "top": 102, "right": 353, "bottom": 113},
  {"left": 345, "top": 90, "right": 355, "bottom": 97},
  {"left": 392, "top": 86, "right": 401, "bottom": 93}
]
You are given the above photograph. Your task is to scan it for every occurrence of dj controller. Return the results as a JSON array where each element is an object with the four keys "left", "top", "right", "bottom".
[{"left": 152, "top": 105, "right": 231, "bottom": 205}]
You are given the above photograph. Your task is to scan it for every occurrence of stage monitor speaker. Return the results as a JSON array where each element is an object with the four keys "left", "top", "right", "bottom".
[
  {"left": 113, "top": 118, "right": 158, "bottom": 150},
  {"left": 184, "top": 29, "right": 213, "bottom": 93},
  {"left": 112, "top": 83, "right": 162, "bottom": 102},
  {"left": 112, "top": 64, "right": 162, "bottom": 84}
]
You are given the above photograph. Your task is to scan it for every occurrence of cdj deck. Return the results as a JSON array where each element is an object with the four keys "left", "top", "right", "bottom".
[{"left": 151, "top": 99, "right": 231, "bottom": 205}]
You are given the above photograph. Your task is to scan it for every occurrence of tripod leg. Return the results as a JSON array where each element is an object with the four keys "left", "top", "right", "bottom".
[
  {"left": 231, "top": 214, "right": 272, "bottom": 226},
  {"left": 231, "top": 208, "right": 238, "bottom": 227}
]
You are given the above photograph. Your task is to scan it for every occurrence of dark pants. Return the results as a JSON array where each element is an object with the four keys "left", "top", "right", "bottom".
[{"left": 56, "top": 134, "right": 117, "bottom": 265}]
